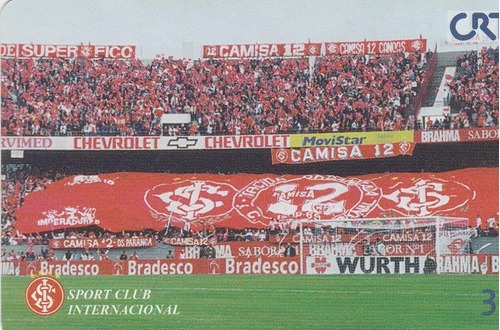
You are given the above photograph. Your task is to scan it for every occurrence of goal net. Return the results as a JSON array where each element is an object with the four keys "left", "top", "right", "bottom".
[{"left": 297, "top": 217, "right": 473, "bottom": 275}]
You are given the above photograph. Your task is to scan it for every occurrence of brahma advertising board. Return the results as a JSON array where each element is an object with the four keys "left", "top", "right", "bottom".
[{"left": 175, "top": 242, "right": 293, "bottom": 259}]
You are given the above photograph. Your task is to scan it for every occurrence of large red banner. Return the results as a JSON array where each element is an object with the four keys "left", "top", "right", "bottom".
[
  {"left": 203, "top": 43, "right": 321, "bottom": 58},
  {"left": 0, "top": 44, "right": 136, "bottom": 59},
  {"left": 325, "top": 38, "right": 427, "bottom": 55},
  {"left": 49, "top": 237, "right": 156, "bottom": 249},
  {"left": 415, "top": 128, "right": 499, "bottom": 143},
  {"left": 271, "top": 142, "right": 415, "bottom": 164},
  {"left": 14, "top": 168, "right": 498, "bottom": 233}
]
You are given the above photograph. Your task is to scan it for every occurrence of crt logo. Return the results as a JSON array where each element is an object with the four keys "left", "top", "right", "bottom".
[{"left": 449, "top": 12, "right": 499, "bottom": 41}]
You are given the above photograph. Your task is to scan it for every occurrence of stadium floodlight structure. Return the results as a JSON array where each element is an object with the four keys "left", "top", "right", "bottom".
[{"left": 295, "top": 216, "right": 473, "bottom": 275}]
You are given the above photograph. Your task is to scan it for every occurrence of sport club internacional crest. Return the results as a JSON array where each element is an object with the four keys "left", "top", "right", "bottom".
[
  {"left": 378, "top": 176, "right": 475, "bottom": 217},
  {"left": 25, "top": 276, "right": 65, "bottom": 316},
  {"left": 311, "top": 257, "right": 332, "bottom": 274},
  {"left": 144, "top": 180, "right": 237, "bottom": 225},
  {"left": 233, "top": 175, "right": 382, "bottom": 224}
]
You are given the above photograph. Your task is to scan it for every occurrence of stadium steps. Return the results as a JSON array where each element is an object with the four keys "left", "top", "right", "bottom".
[
  {"left": 437, "top": 51, "right": 467, "bottom": 67},
  {"left": 424, "top": 66, "right": 446, "bottom": 107},
  {"left": 423, "top": 51, "right": 467, "bottom": 107},
  {"left": 7, "top": 243, "right": 174, "bottom": 260},
  {"left": 470, "top": 237, "right": 499, "bottom": 254}
]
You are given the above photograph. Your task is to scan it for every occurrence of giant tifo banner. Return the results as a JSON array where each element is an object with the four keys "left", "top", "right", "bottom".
[
  {"left": 0, "top": 44, "right": 136, "bottom": 59},
  {"left": 49, "top": 237, "right": 156, "bottom": 249},
  {"left": 324, "top": 38, "right": 427, "bottom": 55},
  {"left": 202, "top": 43, "right": 322, "bottom": 58},
  {"left": 14, "top": 168, "right": 498, "bottom": 233},
  {"left": 415, "top": 128, "right": 499, "bottom": 143},
  {"left": 271, "top": 142, "right": 415, "bottom": 164}
]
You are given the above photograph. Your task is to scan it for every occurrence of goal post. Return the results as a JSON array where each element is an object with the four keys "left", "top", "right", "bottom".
[{"left": 297, "top": 216, "right": 473, "bottom": 275}]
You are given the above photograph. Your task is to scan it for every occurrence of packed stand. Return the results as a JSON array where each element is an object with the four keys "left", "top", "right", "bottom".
[
  {"left": 448, "top": 47, "right": 499, "bottom": 128},
  {"left": 1, "top": 164, "right": 68, "bottom": 245},
  {"left": 2, "top": 51, "right": 428, "bottom": 136},
  {"left": 311, "top": 52, "right": 425, "bottom": 131}
]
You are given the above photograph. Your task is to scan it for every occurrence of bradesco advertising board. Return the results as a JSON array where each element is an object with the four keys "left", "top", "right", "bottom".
[
  {"left": 12, "top": 257, "right": 300, "bottom": 276},
  {"left": 17, "top": 259, "right": 214, "bottom": 276}
]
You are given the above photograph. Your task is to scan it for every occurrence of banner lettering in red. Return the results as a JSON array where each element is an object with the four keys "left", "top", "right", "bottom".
[
  {"left": 271, "top": 142, "right": 415, "bottom": 164},
  {"left": 325, "top": 38, "right": 427, "bottom": 55},
  {"left": 203, "top": 43, "right": 321, "bottom": 58},
  {"left": 49, "top": 237, "right": 155, "bottom": 249},
  {"left": 0, "top": 44, "right": 136, "bottom": 59}
]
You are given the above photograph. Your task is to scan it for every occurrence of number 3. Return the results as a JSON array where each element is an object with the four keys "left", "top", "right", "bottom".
[{"left": 482, "top": 289, "right": 496, "bottom": 316}]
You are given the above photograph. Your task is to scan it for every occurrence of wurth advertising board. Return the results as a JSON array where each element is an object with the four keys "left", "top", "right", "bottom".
[{"left": 306, "top": 256, "right": 428, "bottom": 274}]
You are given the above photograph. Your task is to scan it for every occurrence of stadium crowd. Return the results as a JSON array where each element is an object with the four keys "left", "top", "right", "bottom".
[
  {"left": 2, "top": 51, "right": 431, "bottom": 136},
  {"left": 1, "top": 165, "right": 67, "bottom": 245},
  {"left": 448, "top": 47, "right": 499, "bottom": 128}
]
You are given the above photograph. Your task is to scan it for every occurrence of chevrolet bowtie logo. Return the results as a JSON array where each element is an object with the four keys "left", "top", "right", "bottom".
[{"left": 167, "top": 137, "right": 198, "bottom": 149}]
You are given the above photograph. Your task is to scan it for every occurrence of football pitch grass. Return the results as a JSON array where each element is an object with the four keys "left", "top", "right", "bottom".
[{"left": 1, "top": 275, "right": 498, "bottom": 329}]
